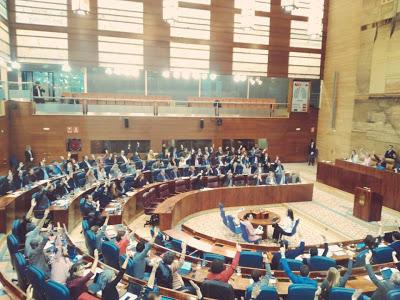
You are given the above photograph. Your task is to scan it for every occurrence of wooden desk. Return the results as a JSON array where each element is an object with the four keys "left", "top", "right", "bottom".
[
  {"left": 0, "top": 177, "right": 65, "bottom": 233},
  {"left": 317, "top": 160, "right": 400, "bottom": 211},
  {"left": 155, "top": 183, "right": 314, "bottom": 231},
  {"left": 238, "top": 209, "right": 280, "bottom": 239}
]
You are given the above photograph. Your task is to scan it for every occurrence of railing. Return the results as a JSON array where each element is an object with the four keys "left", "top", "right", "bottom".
[{"left": 31, "top": 96, "right": 289, "bottom": 118}]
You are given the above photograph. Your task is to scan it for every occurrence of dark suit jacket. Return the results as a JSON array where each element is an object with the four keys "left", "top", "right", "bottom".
[{"left": 25, "top": 150, "right": 34, "bottom": 163}]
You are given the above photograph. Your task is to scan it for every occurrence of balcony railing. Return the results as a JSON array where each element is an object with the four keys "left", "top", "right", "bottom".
[{"left": 32, "top": 97, "right": 289, "bottom": 118}]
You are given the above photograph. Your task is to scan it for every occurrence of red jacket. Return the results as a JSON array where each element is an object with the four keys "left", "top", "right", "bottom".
[{"left": 206, "top": 251, "right": 240, "bottom": 282}]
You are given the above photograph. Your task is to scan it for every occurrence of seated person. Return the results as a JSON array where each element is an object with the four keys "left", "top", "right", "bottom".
[
  {"left": 167, "top": 166, "right": 180, "bottom": 180},
  {"left": 223, "top": 171, "right": 233, "bottom": 187},
  {"left": 349, "top": 150, "right": 359, "bottom": 163},
  {"left": 115, "top": 229, "right": 133, "bottom": 255},
  {"left": 362, "top": 251, "right": 400, "bottom": 299},
  {"left": 302, "top": 235, "right": 329, "bottom": 265},
  {"left": 133, "top": 170, "right": 148, "bottom": 188},
  {"left": 272, "top": 208, "right": 295, "bottom": 242},
  {"left": 90, "top": 254, "right": 130, "bottom": 300},
  {"left": 317, "top": 256, "right": 353, "bottom": 300},
  {"left": 67, "top": 249, "right": 99, "bottom": 300},
  {"left": 280, "top": 247, "right": 317, "bottom": 287},
  {"left": 271, "top": 236, "right": 305, "bottom": 270},
  {"left": 156, "top": 169, "right": 168, "bottom": 182},
  {"left": 207, "top": 243, "right": 241, "bottom": 282},
  {"left": 155, "top": 243, "right": 193, "bottom": 292},
  {"left": 384, "top": 145, "right": 397, "bottom": 159},
  {"left": 241, "top": 213, "right": 263, "bottom": 243},
  {"left": 245, "top": 252, "right": 274, "bottom": 299}
]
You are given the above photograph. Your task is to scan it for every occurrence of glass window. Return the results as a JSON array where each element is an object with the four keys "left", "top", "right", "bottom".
[
  {"left": 233, "top": 48, "right": 268, "bottom": 76},
  {"left": 98, "top": 36, "right": 144, "bottom": 69},
  {"left": 249, "top": 77, "right": 289, "bottom": 103},
  {"left": 288, "top": 52, "right": 321, "bottom": 79},
  {"left": 16, "top": 30, "right": 68, "bottom": 63},
  {"left": 201, "top": 75, "right": 247, "bottom": 98},
  {"left": 15, "top": 0, "right": 67, "bottom": 27},
  {"left": 233, "top": 14, "right": 270, "bottom": 45},
  {"left": 235, "top": 0, "right": 271, "bottom": 12},
  {"left": 170, "top": 7, "right": 210, "bottom": 40},
  {"left": 0, "top": 0, "right": 7, "bottom": 20},
  {"left": 175, "top": 140, "right": 212, "bottom": 150},
  {"left": 98, "top": 0, "right": 143, "bottom": 34},
  {"left": 290, "top": 20, "right": 322, "bottom": 49},
  {"left": 0, "top": 21, "right": 9, "bottom": 60},
  {"left": 170, "top": 42, "right": 210, "bottom": 72},
  {"left": 147, "top": 70, "right": 198, "bottom": 101},
  {"left": 87, "top": 67, "right": 145, "bottom": 95},
  {"left": 91, "top": 140, "right": 150, "bottom": 154}
]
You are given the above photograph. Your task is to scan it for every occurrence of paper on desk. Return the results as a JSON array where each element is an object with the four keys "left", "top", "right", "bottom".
[{"left": 328, "top": 245, "right": 343, "bottom": 252}]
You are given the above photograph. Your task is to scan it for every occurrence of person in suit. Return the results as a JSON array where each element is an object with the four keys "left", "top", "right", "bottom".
[
  {"left": 271, "top": 238, "right": 305, "bottom": 270},
  {"left": 32, "top": 81, "right": 45, "bottom": 103},
  {"left": 385, "top": 145, "right": 397, "bottom": 159},
  {"left": 118, "top": 150, "right": 129, "bottom": 165},
  {"left": 80, "top": 155, "right": 92, "bottom": 171},
  {"left": 223, "top": 171, "right": 233, "bottom": 187},
  {"left": 38, "top": 160, "right": 50, "bottom": 180},
  {"left": 308, "top": 139, "right": 317, "bottom": 166},
  {"left": 25, "top": 145, "right": 34, "bottom": 164},
  {"left": 302, "top": 235, "right": 329, "bottom": 266},
  {"left": 133, "top": 171, "right": 147, "bottom": 188}
]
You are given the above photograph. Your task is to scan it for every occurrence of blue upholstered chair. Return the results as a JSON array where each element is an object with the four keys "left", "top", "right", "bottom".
[
  {"left": 11, "top": 219, "right": 22, "bottom": 240},
  {"left": 354, "top": 249, "right": 369, "bottom": 267},
  {"left": 388, "top": 289, "right": 400, "bottom": 300},
  {"left": 373, "top": 246, "right": 394, "bottom": 264},
  {"left": 45, "top": 280, "right": 70, "bottom": 300},
  {"left": 226, "top": 215, "right": 241, "bottom": 234},
  {"left": 390, "top": 241, "right": 400, "bottom": 254},
  {"left": 82, "top": 219, "right": 90, "bottom": 232},
  {"left": 286, "top": 284, "right": 317, "bottom": 300},
  {"left": 14, "top": 253, "right": 28, "bottom": 290},
  {"left": 245, "top": 286, "right": 279, "bottom": 300},
  {"left": 239, "top": 251, "right": 263, "bottom": 269},
  {"left": 84, "top": 230, "right": 97, "bottom": 256},
  {"left": 119, "top": 164, "right": 128, "bottom": 173},
  {"left": 329, "top": 287, "right": 355, "bottom": 300},
  {"left": 203, "top": 252, "right": 225, "bottom": 263},
  {"left": 309, "top": 256, "right": 336, "bottom": 271},
  {"left": 101, "top": 241, "right": 120, "bottom": 270},
  {"left": 170, "top": 238, "right": 182, "bottom": 253},
  {"left": 7, "top": 234, "right": 19, "bottom": 269},
  {"left": 26, "top": 265, "right": 47, "bottom": 300},
  {"left": 279, "top": 258, "right": 303, "bottom": 271},
  {"left": 201, "top": 280, "right": 235, "bottom": 300}
]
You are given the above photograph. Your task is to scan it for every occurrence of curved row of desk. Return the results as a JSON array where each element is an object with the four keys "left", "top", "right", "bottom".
[{"left": 1, "top": 176, "right": 396, "bottom": 299}]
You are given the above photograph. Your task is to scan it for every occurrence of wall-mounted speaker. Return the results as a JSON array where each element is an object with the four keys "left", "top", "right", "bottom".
[
  {"left": 216, "top": 118, "right": 223, "bottom": 126},
  {"left": 124, "top": 118, "right": 129, "bottom": 128},
  {"left": 200, "top": 119, "right": 204, "bottom": 129}
]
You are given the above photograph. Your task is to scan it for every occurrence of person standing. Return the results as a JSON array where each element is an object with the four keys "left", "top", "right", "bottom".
[{"left": 308, "top": 139, "right": 317, "bottom": 166}]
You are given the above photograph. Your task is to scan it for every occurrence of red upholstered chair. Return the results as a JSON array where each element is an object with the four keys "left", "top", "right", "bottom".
[{"left": 174, "top": 179, "right": 187, "bottom": 193}]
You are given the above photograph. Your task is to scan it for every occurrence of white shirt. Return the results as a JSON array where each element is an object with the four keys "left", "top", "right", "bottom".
[{"left": 281, "top": 216, "right": 295, "bottom": 233}]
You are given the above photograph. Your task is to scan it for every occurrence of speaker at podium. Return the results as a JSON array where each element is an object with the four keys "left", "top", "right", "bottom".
[{"left": 353, "top": 187, "right": 383, "bottom": 222}]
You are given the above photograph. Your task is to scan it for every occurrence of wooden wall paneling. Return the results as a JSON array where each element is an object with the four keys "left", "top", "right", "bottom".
[
  {"left": 8, "top": 102, "right": 318, "bottom": 163},
  {"left": 0, "top": 102, "right": 9, "bottom": 173},
  {"left": 210, "top": 0, "right": 234, "bottom": 74},
  {"left": 155, "top": 184, "right": 314, "bottom": 230},
  {"left": 144, "top": 0, "right": 170, "bottom": 71},
  {"left": 267, "top": 0, "right": 291, "bottom": 78}
]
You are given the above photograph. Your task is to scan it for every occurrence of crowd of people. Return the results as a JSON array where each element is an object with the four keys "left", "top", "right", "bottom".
[
  {"left": 2, "top": 143, "right": 301, "bottom": 215},
  {"left": 348, "top": 145, "right": 400, "bottom": 172}
]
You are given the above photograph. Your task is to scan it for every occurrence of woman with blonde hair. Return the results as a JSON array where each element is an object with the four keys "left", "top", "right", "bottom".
[{"left": 318, "top": 258, "right": 353, "bottom": 299}]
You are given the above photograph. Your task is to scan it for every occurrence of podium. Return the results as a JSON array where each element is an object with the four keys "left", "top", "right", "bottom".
[{"left": 353, "top": 187, "right": 383, "bottom": 222}]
